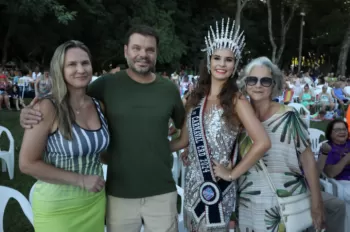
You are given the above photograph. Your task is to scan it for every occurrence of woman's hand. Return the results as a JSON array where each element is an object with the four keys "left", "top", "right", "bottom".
[
  {"left": 180, "top": 149, "right": 190, "bottom": 166},
  {"left": 311, "top": 199, "right": 326, "bottom": 231},
  {"left": 320, "top": 143, "right": 331, "bottom": 155},
  {"left": 168, "top": 125, "right": 177, "bottom": 136},
  {"left": 79, "top": 175, "right": 105, "bottom": 192},
  {"left": 212, "top": 160, "right": 233, "bottom": 181}
]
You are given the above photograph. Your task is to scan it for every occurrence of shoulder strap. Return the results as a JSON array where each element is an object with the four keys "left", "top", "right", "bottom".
[
  {"left": 258, "top": 160, "right": 278, "bottom": 195},
  {"left": 91, "top": 98, "right": 105, "bottom": 113}
]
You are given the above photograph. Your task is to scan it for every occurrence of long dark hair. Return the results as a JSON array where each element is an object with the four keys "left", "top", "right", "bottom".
[{"left": 187, "top": 58, "right": 241, "bottom": 128}]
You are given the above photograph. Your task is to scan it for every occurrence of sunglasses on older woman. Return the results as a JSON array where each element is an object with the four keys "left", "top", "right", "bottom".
[{"left": 245, "top": 76, "right": 274, "bottom": 87}]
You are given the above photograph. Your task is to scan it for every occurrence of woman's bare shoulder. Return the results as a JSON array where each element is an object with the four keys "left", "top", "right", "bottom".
[{"left": 33, "top": 98, "right": 57, "bottom": 121}]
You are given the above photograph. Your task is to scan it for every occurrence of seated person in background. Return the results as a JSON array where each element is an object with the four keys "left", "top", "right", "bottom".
[
  {"left": 35, "top": 67, "right": 52, "bottom": 99},
  {"left": 318, "top": 85, "right": 334, "bottom": 111},
  {"left": 332, "top": 81, "right": 350, "bottom": 106},
  {"left": 316, "top": 120, "right": 348, "bottom": 232},
  {"left": 300, "top": 84, "right": 315, "bottom": 111},
  {"left": 282, "top": 83, "right": 294, "bottom": 104},
  {"left": 11, "top": 84, "right": 21, "bottom": 111},
  {"left": 0, "top": 74, "right": 11, "bottom": 110},
  {"left": 321, "top": 119, "right": 350, "bottom": 181}
]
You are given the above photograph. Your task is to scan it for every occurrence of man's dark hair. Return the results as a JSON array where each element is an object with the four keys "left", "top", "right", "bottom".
[{"left": 125, "top": 25, "right": 159, "bottom": 46}]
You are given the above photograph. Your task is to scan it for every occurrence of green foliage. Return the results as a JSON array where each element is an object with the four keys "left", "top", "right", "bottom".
[
  {"left": 129, "top": 0, "right": 186, "bottom": 64},
  {"left": 0, "top": 0, "right": 348, "bottom": 71}
]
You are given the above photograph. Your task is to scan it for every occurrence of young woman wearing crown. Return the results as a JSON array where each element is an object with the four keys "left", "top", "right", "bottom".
[{"left": 170, "top": 18, "right": 271, "bottom": 231}]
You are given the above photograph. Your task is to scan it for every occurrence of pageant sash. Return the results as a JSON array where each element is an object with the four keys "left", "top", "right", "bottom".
[{"left": 190, "top": 98, "right": 234, "bottom": 228}]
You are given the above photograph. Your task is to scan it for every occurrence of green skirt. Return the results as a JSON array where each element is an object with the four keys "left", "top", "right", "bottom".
[{"left": 32, "top": 181, "right": 106, "bottom": 232}]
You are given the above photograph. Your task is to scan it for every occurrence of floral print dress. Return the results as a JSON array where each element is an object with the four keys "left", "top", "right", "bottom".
[{"left": 237, "top": 106, "right": 310, "bottom": 232}]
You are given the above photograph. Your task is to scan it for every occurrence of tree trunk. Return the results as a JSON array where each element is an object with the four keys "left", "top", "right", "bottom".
[
  {"left": 266, "top": 0, "right": 277, "bottom": 63},
  {"left": 337, "top": 21, "right": 350, "bottom": 76},
  {"left": 235, "top": 0, "right": 249, "bottom": 30},
  {"left": 1, "top": 34, "right": 9, "bottom": 67},
  {"left": 275, "top": 2, "right": 295, "bottom": 64},
  {"left": 1, "top": 16, "right": 18, "bottom": 67},
  {"left": 235, "top": 0, "right": 242, "bottom": 29}
]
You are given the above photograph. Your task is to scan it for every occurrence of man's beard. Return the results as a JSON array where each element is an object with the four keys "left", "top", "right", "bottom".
[{"left": 126, "top": 57, "right": 155, "bottom": 75}]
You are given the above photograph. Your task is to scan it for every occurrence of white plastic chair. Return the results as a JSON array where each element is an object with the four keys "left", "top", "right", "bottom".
[
  {"left": 316, "top": 141, "right": 335, "bottom": 195},
  {"left": 315, "top": 140, "right": 328, "bottom": 158},
  {"left": 172, "top": 152, "right": 180, "bottom": 185},
  {"left": 344, "top": 86, "right": 350, "bottom": 95},
  {"left": 0, "top": 186, "right": 33, "bottom": 231},
  {"left": 0, "top": 126, "right": 15, "bottom": 180},
  {"left": 288, "top": 102, "right": 310, "bottom": 114},
  {"left": 319, "top": 178, "right": 335, "bottom": 195},
  {"left": 308, "top": 128, "right": 325, "bottom": 155}
]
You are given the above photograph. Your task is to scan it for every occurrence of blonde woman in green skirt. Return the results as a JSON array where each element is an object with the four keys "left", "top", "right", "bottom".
[{"left": 19, "top": 40, "right": 110, "bottom": 232}]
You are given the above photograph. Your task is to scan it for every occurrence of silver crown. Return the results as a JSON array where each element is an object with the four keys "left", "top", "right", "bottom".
[{"left": 202, "top": 18, "right": 246, "bottom": 74}]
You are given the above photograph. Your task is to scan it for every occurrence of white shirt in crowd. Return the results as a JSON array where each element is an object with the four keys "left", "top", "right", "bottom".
[{"left": 32, "top": 72, "right": 42, "bottom": 80}]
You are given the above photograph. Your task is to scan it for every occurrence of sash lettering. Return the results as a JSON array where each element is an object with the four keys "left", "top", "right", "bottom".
[{"left": 189, "top": 99, "right": 235, "bottom": 229}]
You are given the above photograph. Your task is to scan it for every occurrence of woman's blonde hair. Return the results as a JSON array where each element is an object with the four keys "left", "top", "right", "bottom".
[{"left": 50, "top": 40, "right": 92, "bottom": 140}]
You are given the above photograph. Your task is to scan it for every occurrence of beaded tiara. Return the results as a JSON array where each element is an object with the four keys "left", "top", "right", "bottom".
[{"left": 202, "top": 18, "right": 246, "bottom": 74}]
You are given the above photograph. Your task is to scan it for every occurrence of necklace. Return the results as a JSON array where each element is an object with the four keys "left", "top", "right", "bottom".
[{"left": 72, "top": 97, "right": 87, "bottom": 115}]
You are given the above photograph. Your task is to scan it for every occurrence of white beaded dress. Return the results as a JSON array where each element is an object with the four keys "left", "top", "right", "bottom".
[{"left": 184, "top": 104, "right": 238, "bottom": 232}]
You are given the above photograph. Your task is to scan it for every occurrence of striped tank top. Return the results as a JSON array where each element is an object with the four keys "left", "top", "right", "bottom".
[{"left": 34, "top": 98, "right": 110, "bottom": 199}]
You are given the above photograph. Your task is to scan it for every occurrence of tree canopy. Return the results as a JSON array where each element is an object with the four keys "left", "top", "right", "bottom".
[{"left": 0, "top": 0, "right": 349, "bottom": 74}]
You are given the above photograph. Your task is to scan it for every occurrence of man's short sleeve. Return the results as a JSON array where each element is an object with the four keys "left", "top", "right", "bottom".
[
  {"left": 171, "top": 86, "right": 185, "bottom": 129},
  {"left": 87, "top": 76, "right": 106, "bottom": 101}
]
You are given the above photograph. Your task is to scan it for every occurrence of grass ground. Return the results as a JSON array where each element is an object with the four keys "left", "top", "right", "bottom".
[
  {"left": 1, "top": 109, "right": 34, "bottom": 232},
  {"left": 0, "top": 108, "right": 330, "bottom": 232}
]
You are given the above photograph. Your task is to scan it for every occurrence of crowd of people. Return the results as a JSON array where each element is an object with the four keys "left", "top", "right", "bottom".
[
  {"left": 281, "top": 72, "right": 350, "bottom": 118},
  {"left": 0, "top": 67, "right": 49, "bottom": 110},
  {"left": 1, "top": 17, "right": 349, "bottom": 232}
]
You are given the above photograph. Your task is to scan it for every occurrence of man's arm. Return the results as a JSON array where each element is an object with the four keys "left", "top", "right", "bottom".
[
  {"left": 171, "top": 86, "right": 186, "bottom": 129},
  {"left": 20, "top": 75, "right": 108, "bottom": 129}
]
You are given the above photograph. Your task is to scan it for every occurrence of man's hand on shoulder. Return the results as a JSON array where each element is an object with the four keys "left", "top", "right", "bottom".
[{"left": 20, "top": 97, "right": 43, "bottom": 129}]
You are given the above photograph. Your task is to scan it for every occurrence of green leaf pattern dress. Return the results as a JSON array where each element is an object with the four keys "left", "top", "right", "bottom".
[{"left": 237, "top": 106, "right": 310, "bottom": 232}]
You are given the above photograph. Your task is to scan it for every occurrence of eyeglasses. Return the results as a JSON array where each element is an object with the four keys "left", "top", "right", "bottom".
[
  {"left": 333, "top": 128, "right": 347, "bottom": 133},
  {"left": 245, "top": 76, "right": 274, "bottom": 87}
]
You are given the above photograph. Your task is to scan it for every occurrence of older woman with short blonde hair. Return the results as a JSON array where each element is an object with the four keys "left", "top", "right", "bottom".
[{"left": 236, "top": 57, "right": 325, "bottom": 232}]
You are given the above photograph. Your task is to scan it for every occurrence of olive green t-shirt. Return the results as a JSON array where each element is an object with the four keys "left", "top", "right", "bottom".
[{"left": 87, "top": 71, "right": 185, "bottom": 198}]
